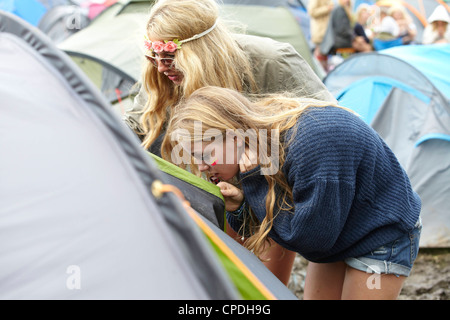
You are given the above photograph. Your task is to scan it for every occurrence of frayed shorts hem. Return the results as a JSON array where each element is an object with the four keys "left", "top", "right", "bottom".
[
  {"left": 344, "top": 257, "right": 411, "bottom": 277},
  {"left": 344, "top": 218, "right": 421, "bottom": 277}
]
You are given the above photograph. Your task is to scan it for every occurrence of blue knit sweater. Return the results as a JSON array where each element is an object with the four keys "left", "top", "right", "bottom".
[{"left": 227, "top": 106, "right": 421, "bottom": 263}]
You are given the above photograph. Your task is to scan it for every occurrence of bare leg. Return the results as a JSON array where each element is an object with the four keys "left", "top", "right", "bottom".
[
  {"left": 259, "top": 239, "right": 296, "bottom": 286},
  {"left": 341, "top": 266, "right": 406, "bottom": 300},
  {"left": 303, "top": 261, "right": 347, "bottom": 300},
  {"left": 304, "top": 260, "right": 406, "bottom": 300}
]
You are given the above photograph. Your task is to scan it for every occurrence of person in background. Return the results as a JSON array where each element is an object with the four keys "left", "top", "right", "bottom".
[
  {"left": 422, "top": 5, "right": 450, "bottom": 44},
  {"left": 308, "top": 0, "right": 334, "bottom": 70},
  {"left": 352, "top": 3, "right": 373, "bottom": 52},
  {"left": 327, "top": 0, "right": 354, "bottom": 52},
  {"left": 377, "top": 14, "right": 400, "bottom": 39},
  {"left": 389, "top": 4, "right": 417, "bottom": 44},
  {"left": 123, "top": 0, "right": 336, "bottom": 286},
  {"left": 162, "top": 86, "right": 422, "bottom": 300},
  {"left": 320, "top": 0, "right": 367, "bottom": 66}
]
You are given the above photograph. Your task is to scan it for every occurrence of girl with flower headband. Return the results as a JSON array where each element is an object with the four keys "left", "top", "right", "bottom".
[
  {"left": 162, "top": 86, "right": 422, "bottom": 300},
  {"left": 123, "top": 0, "right": 335, "bottom": 287},
  {"left": 124, "top": 0, "right": 335, "bottom": 150}
]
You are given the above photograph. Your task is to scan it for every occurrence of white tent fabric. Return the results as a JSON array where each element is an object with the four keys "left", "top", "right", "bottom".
[
  {"left": 0, "top": 11, "right": 238, "bottom": 299},
  {"left": 371, "top": 88, "right": 450, "bottom": 248}
]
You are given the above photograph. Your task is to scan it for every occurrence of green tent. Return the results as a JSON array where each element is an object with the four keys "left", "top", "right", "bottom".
[
  {"left": 59, "top": 0, "right": 149, "bottom": 81},
  {"left": 219, "top": 4, "right": 317, "bottom": 74},
  {"left": 58, "top": 0, "right": 149, "bottom": 110}
]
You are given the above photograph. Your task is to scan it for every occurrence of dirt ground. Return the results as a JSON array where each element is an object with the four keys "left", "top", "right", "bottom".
[{"left": 287, "top": 248, "right": 450, "bottom": 300}]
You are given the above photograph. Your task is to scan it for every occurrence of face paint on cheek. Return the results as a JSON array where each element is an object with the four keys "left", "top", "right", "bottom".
[{"left": 210, "top": 158, "right": 218, "bottom": 167}]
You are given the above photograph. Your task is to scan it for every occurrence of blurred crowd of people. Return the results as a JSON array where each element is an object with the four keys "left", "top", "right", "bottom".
[{"left": 308, "top": 0, "right": 450, "bottom": 71}]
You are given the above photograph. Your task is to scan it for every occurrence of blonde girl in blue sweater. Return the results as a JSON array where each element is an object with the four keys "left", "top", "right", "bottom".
[{"left": 162, "top": 86, "right": 421, "bottom": 300}]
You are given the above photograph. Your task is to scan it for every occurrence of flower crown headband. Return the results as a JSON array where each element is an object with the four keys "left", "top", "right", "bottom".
[{"left": 144, "top": 20, "right": 218, "bottom": 56}]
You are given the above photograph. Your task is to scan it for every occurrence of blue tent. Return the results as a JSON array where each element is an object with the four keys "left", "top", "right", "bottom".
[
  {"left": 324, "top": 44, "right": 450, "bottom": 247},
  {"left": 324, "top": 44, "right": 450, "bottom": 124},
  {"left": 381, "top": 44, "right": 450, "bottom": 101},
  {"left": 0, "top": 0, "right": 47, "bottom": 26}
]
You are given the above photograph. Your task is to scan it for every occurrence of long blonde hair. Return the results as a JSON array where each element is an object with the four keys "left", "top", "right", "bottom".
[
  {"left": 141, "top": 0, "right": 257, "bottom": 149},
  {"left": 162, "top": 86, "right": 341, "bottom": 257}
]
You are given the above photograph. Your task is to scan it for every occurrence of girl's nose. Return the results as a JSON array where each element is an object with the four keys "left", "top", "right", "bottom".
[{"left": 157, "top": 61, "right": 170, "bottom": 73}]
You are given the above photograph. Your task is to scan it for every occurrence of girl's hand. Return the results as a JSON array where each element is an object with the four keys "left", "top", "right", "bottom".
[{"left": 217, "top": 181, "right": 244, "bottom": 212}]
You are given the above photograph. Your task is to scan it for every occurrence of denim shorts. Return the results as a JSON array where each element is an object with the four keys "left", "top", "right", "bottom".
[{"left": 345, "top": 218, "right": 422, "bottom": 277}]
